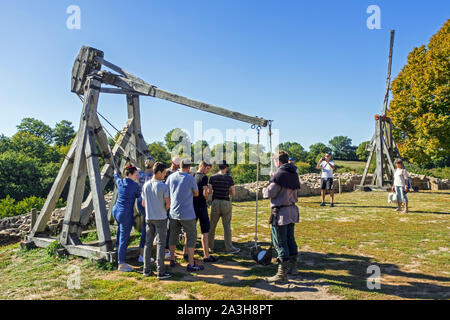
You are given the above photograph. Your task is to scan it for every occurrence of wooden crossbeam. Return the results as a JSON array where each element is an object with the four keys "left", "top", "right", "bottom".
[
  {"left": 30, "top": 134, "right": 79, "bottom": 236},
  {"left": 98, "top": 70, "right": 268, "bottom": 127}
]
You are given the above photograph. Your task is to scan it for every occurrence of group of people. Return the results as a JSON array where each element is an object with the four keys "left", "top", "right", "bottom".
[
  {"left": 111, "top": 156, "right": 240, "bottom": 280},
  {"left": 111, "top": 149, "right": 410, "bottom": 284}
]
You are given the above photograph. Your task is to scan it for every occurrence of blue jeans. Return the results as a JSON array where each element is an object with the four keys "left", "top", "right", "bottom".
[
  {"left": 271, "top": 223, "right": 298, "bottom": 262},
  {"left": 113, "top": 206, "right": 134, "bottom": 264},
  {"left": 395, "top": 186, "right": 408, "bottom": 203},
  {"left": 137, "top": 196, "right": 146, "bottom": 249}
]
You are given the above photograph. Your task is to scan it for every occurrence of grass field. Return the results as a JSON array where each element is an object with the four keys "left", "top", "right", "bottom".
[
  {"left": 334, "top": 160, "right": 366, "bottom": 169},
  {"left": 0, "top": 190, "right": 449, "bottom": 300}
]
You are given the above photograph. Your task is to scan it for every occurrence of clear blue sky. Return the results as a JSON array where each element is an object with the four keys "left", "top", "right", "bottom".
[{"left": 0, "top": 1, "right": 448, "bottom": 150}]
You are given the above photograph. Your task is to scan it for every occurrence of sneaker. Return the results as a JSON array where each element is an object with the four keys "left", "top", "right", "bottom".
[
  {"left": 157, "top": 272, "right": 173, "bottom": 280},
  {"left": 143, "top": 270, "right": 154, "bottom": 277},
  {"left": 226, "top": 247, "right": 240, "bottom": 254},
  {"left": 330, "top": 203, "right": 335, "bottom": 207},
  {"left": 139, "top": 255, "right": 154, "bottom": 263},
  {"left": 118, "top": 264, "right": 133, "bottom": 272},
  {"left": 203, "top": 255, "right": 218, "bottom": 263},
  {"left": 394, "top": 208, "right": 401, "bottom": 212},
  {"left": 320, "top": 202, "right": 325, "bottom": 206},
  {"left": 402, "top": 210, "right": 409, "bottom": 213},
  {"left": 187, "top": 263, "right": 204, "bottom": 272}
]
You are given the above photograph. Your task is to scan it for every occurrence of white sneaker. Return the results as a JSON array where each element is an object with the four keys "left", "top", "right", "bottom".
[
  {"left": 139, "top": 255, "right": 154, "bottom": 263},
  {"left": 118, "top": 264, "right": 133, "bottom": 272}
]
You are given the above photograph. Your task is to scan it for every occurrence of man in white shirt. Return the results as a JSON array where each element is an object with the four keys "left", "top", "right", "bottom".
[{"left": 316, "top": 153, "right": 335, "bottom": 207}]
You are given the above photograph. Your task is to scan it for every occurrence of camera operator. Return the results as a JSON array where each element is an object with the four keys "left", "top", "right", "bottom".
[{"left": 316, "top": 153, "right": 335, "bottom": 207}]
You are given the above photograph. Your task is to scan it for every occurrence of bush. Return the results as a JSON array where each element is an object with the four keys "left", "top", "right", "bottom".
[
  {"left": 295, "top": 161, "right": 312, "bottom": 174},
  {"left": 405, "top": 164, "right": 450, "bottom": 180},
  {"left": 0, "top": 196, "right": 65, "bottom": 218}
]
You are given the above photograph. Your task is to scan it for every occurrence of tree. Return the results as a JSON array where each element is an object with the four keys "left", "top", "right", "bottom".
[
  {"left": 307, "top": 142, "right": 331, "bottom": 165},
  {"left": 356, "top": 141, "right": 371, "bottom": 161},
  {"left": 328, "top": 136, "right": 357, "bottom": 160},
  {"left": 0, "top": 134, "right": 11, "bottom": 153},
  {"left": 388, "top": 19, "right": 450, "bottom": 166},
  {"left": 53, "top": 120, "right": 75, "bottom": 146},
  {"left": 147, "top": 141, "right": 171, "bottom": 165},
  {"left": 0, "top": 151, "right": 47, "bottom": 200},
  {"left": 230, "top": 164, "right": 257, "bottom": 184},
  {"left": 277, "top": 142, "right": 308, "bottom": 162},
  {"left": 10, "top": 131, "right": 61, "bottom": 163},
  {"left": 164, "top": 128, "right": 191, "bottom": 155},
  {"left": 16, "top": 118, "right": 54, "bottom": 144}
]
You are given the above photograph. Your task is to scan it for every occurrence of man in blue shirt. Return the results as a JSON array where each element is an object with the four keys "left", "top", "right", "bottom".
[{"left": 166, "top": 158, "right": 204, "bottom": 272}]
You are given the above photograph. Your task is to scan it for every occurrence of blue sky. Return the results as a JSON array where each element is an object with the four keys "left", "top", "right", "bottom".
[{"left": 0, "top": 1, "right": 448, "bottom": 150}]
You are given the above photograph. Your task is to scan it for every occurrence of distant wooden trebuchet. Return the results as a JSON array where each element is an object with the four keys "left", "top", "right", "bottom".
[
  {"left": 24, "top": 46, "right": 269, "bottom": 262},
  {"left": 357, "top": 30, "right": 401, "bottom": 191}
]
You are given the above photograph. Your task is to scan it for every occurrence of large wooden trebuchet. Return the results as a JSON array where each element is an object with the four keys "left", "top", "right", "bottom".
[{"left": 24, "top": 46, "right": 269, "bottom": 261}]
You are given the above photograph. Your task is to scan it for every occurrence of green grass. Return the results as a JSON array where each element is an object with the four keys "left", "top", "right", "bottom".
[
  {"left": 0, "top": 190, "right": 449, "bottom": 300},
  {"left": 334, "top": 160, "right": 366, "bottom": 169}
]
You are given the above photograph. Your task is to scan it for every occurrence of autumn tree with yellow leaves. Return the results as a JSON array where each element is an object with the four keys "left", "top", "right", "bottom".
[{"left": 389, "top": 19, "right": 449, "bottom": 167}]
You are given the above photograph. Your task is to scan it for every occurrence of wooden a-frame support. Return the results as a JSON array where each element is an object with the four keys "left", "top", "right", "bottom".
[
  {"left": 357, "top": 30, "right": 401, "bottom": 191},
  {"left": 24, "top": 46, "right": 269, "bottom": 262}
]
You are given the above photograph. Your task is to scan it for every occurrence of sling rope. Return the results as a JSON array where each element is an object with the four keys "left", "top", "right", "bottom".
[{"left": 251, "top": 121, "right": 273, "bottom": 248}]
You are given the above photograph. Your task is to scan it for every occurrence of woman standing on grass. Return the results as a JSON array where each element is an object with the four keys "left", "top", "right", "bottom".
[
  {"left": 392, "top": 159, "right": 409, "bottom": 213},
  {"left": 113, "top": 165, "right": 141, "bottom": 272}
]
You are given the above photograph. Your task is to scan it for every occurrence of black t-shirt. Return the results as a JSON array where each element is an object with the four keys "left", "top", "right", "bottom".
[
  {"left": 193, "top": 172, "right": 209, "bottom": 207},
  {"left": 209, "top": 173, "right": 234, "bottom": 201},
  {"left": 163, "top": 167, "right": 176, "bottom": 183}
]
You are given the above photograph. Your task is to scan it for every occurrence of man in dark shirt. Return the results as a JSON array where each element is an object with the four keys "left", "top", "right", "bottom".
[
  {"left": 193, "top": 161, "right": 218, "bottom": 262},
  {"left": 163, "top": 157, "right": 181, "bottom": 182},
  {"left": 208, "top": 160, "right": 239, "bottom": 254}
]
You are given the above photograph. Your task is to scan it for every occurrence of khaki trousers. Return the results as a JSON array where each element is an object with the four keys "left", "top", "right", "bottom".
[{"left": 208, "top": 199, "right": 233, "bottom": 251}]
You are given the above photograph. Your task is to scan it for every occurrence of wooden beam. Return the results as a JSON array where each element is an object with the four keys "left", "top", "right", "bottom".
[
  {"left": 85, "top": 126, "right": 113, "bottom": 252},
  {"left": 30, "top": 134, "right": 78, "bottom": 236},
  {"left": 375, "top": 119, "right": 384, "bottom": 187},
  {"left": 61, "top": 78, "right": 102, "bottom": 244},
  {"left": 382, "top": 30, "right": 395, "bottom": 116},
  {"left": 99, "top": 71, "right": 268, "bottom": 127},
  {"left": 79, "top": 119, "right": 134, "bottom": 227}
]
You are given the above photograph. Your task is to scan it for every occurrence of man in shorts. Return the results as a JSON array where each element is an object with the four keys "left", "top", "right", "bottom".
[
  {"left": 316, "top": 153, "right": 335, "bottom": 207},
  {"left": 193, "top": 161, "right": 218, "bottom": 262},
  {"left": 165, "top": 158, "right": 204, "bottom": 272}
]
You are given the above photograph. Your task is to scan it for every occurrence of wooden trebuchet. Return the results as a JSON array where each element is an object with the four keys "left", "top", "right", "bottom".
[
  {"left": 25, "top": 45, "right": 270, "bottom": 262},
  {"left": 358, "top": 30, "right": 399, "bottom": 191}
]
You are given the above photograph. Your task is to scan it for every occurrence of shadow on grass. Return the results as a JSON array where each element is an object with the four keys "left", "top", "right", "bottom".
[
  {"left": 410, "top": 211, "right": 449, "bottom": 215},
  {"left": 114, "top": 239, "right": 450, "bottom": 299},
  {"left": 295, "top": 251, "right": 450, "bottom": 299}
]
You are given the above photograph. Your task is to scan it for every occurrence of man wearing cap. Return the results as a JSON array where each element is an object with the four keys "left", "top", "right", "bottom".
[
  {"left": 164, "top": 156, "right": 181, "bottom": 182},
  {"left": 288, "top": 158, "right": 298, "bottom": 174},
  {"left": 208, "top": 160, "right": 239, "bottom": 254},
  {"left": 165, "top": 158, "right": 204, "bottom": 272},
  {"left": 162, "top": 156, "right": 181, "bottom": 258}
]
